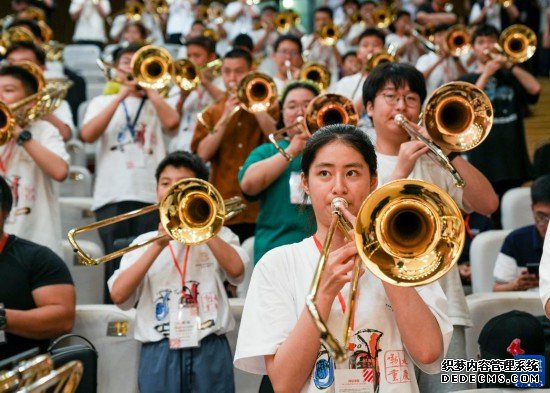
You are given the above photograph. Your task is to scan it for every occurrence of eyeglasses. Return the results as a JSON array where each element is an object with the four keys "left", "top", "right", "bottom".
[
  {"left": 276, "top": 50, "right": 301, "bottom": 58},
  {"left": 378, "top": 92, "right": 421, "bottom": 107},
  {"left": 534, "top": 212, "right": 550, "bottom": 226},
  {"left": 283, "top": 102, "right": 310, "bottom": 112}
]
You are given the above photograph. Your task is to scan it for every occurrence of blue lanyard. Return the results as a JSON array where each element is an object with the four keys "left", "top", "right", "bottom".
[{"left": 121, "top": 98, "right": 147, "bottom": 140}]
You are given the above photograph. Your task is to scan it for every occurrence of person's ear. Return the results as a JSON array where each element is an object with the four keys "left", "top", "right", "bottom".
[
  {"left": 366, "top": 100, "right": 374, "bottom": 118},
  {"left": 370, "top": 175, "right": 378, "bottom": 191},
  {"left": 301, "top": 172, "right": 310, "bottom": 195}
]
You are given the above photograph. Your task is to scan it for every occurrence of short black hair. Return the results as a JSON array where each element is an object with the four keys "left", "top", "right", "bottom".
[
  {"left": 7, "top": 19, "right": 42, "bottom": 42},
  {"left": 185, "top": 36, "right": 216, "bottom": 54},
  {"left": 315, "top": 6, "right": 333, "bottom": 20},
  {"left": 262, "top": 5, "right": 278, "bottom": 13},
  {"left": 0, "top": 65, "right": 39, "bottom": 95},
  {"left": 113, "top": 43, "right": 143, "bottom": 64},
  {"left": 362, "top": 0, "right": 378, "bottom": 7},
  {"left": 0, "top": 176, "right": 13, "bottom": 214},
  {"left": 532, "top": 175, "right": 550, "bottom": 205},
  {"left": 342, "top": 50, "right": 357, "bottom": 62},
  {"left": 273, "top": 34, "right": 302, "bottom": 54},
  {"left": 122, "top": 21, "right": 149, "bottom": 40},
  {"left": 471, "top": 24, "right": 500, "bottom": 43},
  {"left": 363, "top": 62, "right": 427, "bottom": 106},
  {"left": 223, "top": 47, "right": 253, "bottom": 68},
  {"left": 301, "top": 124, "right": 377, "bottom": 177},
  {"left": 233, "top": 33, "right": 254, "bottom": 53},
  {"left": 155, "top": 151, "right": 209, "bottom": 182},
  {"left": 5, "top": 41, "right": 46, "bottom": 66},
  {"left": 358, "top": 27, "right": 386, "bottom": 46}
]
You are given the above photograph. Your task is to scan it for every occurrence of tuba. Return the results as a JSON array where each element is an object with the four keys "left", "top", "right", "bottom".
[
  {"left": 68, "top": 178, "right": 246, "bottom": 265},
  {"left": 307, "top": 179, "right": 464, "bottom": 361},
  {"left": 299, "top": 63, "right": 331, "bottom": 92},
  {"left": 268, "top": 94, "right": 358, "bottom": 160},
  {"left": 395, "top": 81, "right": 493, "bottom": 188}
]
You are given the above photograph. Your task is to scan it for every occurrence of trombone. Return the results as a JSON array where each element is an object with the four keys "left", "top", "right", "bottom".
[
  {"left": 394, "top": 81, "right": 493, "bottom": 188},
  {"left": 372, "top": 6, "right": 397, "bottom": 29},
  {"left": 68, "top": 178, "right": 246, "bottom": 265},
  {"left": 484, "top": 24, "right": 537, "bottom": 64},
  {"left": 173, "top": 58, "right": 222, "bottom": 91},
  {"left": 318, "top": 23, "right": 340, "bottom": 46},
  {"left": 307, "top": 179, "right": 465, "bottom": 361},
  {"left": 299, "top": 63, "right": 331, "bottom": 92},
  {"left": 445, "top": 25, "right": 470, "bottom": 57},
  {"left": 269, "top": 94, "right": 358, "bottom": 159},
  {"left": 274, "top": 10, "right": 300, "bottom": 34}
]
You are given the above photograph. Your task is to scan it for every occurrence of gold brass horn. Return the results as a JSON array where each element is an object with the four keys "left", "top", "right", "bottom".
[
  {"left": 0, "top": 26, "right": 37, "bottom": 56},
  {"left": 236, "top": 71, "right": 278, "bottom": 113},
  {"left": 306, "top": 179, "right": 464, "bottom": 361},
  {"left": 131, "top": 45, "right": 174, "bottom": 90},
  {"left": 15, "top": 61, "right": 46, "bottom": 91},
  {"left": 372, "top": 6, "right": 396, "bottom": 29},
  {"left": 395, "top": 81, "right": 493, "bottom": 188},
  {"left": 268, "top": 93, "right": 359, "bottom": 159},
  {"left": 68, "top": 178, "right": 246, "bottom": 265},
  {"left": 318, "top": 23, "right": 340, "bottom": 46},
  {"left": 107, "top": 0, "right": 144, "bottom": 25},
  {"left": 365, "top": 50, "right": 397, "bottom": 72},
  {"left": 497, "top": 24, "right": 537, "bottom": 63},
  {"left": 172, "top": 58, "right": 222, "bottom": 91},
  {"left": 446, "top": 24, "right": 470, "bottom": 57},
  {"left": 299, "top": 63, "right": 331, "bottom": 92},
  {"left": 275, "top": 10, "right": 300, "bottom": 34}
]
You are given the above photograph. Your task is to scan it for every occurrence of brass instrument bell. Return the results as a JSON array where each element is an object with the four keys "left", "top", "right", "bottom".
[
  {"left": 498, "top": 24, "right": 537, "bottom": 63},
  {"left": 318, "top": 23, "right": 340, "bottom": 46},
  {"left": 131, "top": 45, "right": 174, "bottom": 90},
  {"left": 299, "top": 63, "right": 331, "bottom": 92},
  {"left": 372, "top": 6, "right": 396, "bottom": 29},
  {"left": 446, "top": 25, "right": 470, "bottom": 57},
  {"left": 275, "top": 10, "right": 300, "bottom": 33},
  {"left": 235, "top": 72, "right": 278, "bottom": 114},
  {"left": 305, "top": 93, "right": 358, "bottom": 133}
]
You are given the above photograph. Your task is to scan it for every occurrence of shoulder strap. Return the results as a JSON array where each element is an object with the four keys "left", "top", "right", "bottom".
[{"left": 47, "top": 334, "right": 97, "bottom": 353}]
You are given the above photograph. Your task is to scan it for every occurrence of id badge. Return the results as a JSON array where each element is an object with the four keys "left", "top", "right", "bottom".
[
  {"left": 334, "top": 369, "right": 374, "bottom": 393},
  {"left": 289, "top": 172, "right": 310, "bottom": 205},
  {"left": 169, "top": 301, "right": 200, "bottom": 349},
  {"left": 125, "top": 143, "right": 146, "bottom": 169}
]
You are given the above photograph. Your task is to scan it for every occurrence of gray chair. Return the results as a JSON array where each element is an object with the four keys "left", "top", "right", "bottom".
[
  {"left": 469, "top": 229, "right": 512, "bottom": 293},
  {"left": 501, "top": 187, "right": 534, "bottom": 230},
  {"left": 60, "top": 166, "right": 93, "bottom": 197},
  {"left": 62, "top": 239, "right": 104, "bottom": 304}
]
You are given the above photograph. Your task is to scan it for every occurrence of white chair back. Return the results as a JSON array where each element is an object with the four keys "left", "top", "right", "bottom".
[
  {"left": 63, "top": 45, "right": 102, "bottom": 71},
  {"left": 501, "top": 187, "right": 534, "bottom": 230},
  {"left": 72, "top": 305, "right": 140, "bottom": 393},
  {"left": 61, "top": 166, "right": 93, "bottom": 197},
  {"left": 470, "top": 229, "right": 512, "bottom": 293},
  {"left": 465, "top": 292, "right": 544, "bottom": 360},
  {"left": 66, "top": 139, "right": 87, "bottom": 167},
  {"left": 62, "top": 239, "right": 104, "bottom": 304},
  {"left": 59, "top": 196, "right": 102, "bottom": 250}
]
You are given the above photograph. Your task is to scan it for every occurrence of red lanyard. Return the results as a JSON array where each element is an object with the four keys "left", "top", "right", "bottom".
[
  {"left": 0, "top": 233, "right": 9, "bottom": 254},
  {"left": 312, "top": 235, "right": 356, "bottom": 341},
  {"left": 168, "top": 243, "right": 191, "bottom": 290}
]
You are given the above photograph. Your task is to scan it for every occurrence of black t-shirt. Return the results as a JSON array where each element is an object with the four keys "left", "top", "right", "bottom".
[
  {"left": 459, "top": 70, "right": 537, "bottom": 183},
  {"left": 0, "top": 236, "right": 73, "bottom": 360}
]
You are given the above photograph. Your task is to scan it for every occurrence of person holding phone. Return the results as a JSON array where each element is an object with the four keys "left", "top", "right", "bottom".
[{"left": 493, "top": 174, "right": 550, "bottom": 291}]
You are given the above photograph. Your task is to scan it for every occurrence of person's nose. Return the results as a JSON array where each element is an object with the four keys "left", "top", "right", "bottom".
[
  {"left": 394, "top": 95, "right": 407, "bottom": 112},
  {"left": 331, "top": 173, "right": 348, "bottom": 196}
]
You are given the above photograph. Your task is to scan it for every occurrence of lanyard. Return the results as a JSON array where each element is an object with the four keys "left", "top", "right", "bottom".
[
  {"left": 121, "top": 97, "right": 147, "bottom": 140},
  {"left": 0, "top": 233, "right": 9, "bottom": 254},
  {"left": 168, "top": 243, "right": 191, "bottom": 291},
  {"left": 0, "top": 141, "right": 16, "bottom": 175},
  {"left": 312, "top": 235, "right": 356, "bottom": 344}
]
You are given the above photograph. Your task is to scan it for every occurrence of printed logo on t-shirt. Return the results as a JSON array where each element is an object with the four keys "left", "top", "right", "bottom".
[
  {"left": 110, "top": 121, "right": 155, "bottom": 155},
  {"left": 313, "top": 345, "right": 335, "bottom": 389},
  {"left": 349, "top": 329, "right": 383, "bottom": 391},
  {"left": 383, "top": 350, "right": 411, "bottom": 384}
]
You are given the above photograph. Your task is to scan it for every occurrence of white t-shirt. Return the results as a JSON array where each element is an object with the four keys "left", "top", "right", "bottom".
[
  {"left": 301, "top": 34, "right": 345, "bottom": 86},
  {"left": 234, "top": 237, "right": 453, "bottom": 393},
  {"left": 1, "top": 121, "right": 69, "bottom": 256},
  {"left": 83, "top": 95, "right": 167, "bottom": 210},
  {"left": 375, "top": 152, "right": 472, "bottom": 327},
  {"left": 166, "top": 0, "right": 195, "bottom": 36},
  {"left": 385, "top": 34, "right": 422, "bottom": 65},
  {"left": 469, "top": 2, "right": 502, "bottom": 31},
  {"left": 415, "top": 52, "right": 463, "bottom": 97},
  {"left": 346, "top": 21, "right": 366, "bottom": 49},
  {"left": 69, "top": 0, "right": 111, "bottom": 43},
  {"left": 224, "top": 1, "right": 260, "bottom": 41},
  {"left": 110, "top": 13, "right": 165, "bottom": 44},
  {"left": 330, "top": 72, "right": 365, "bottom": 103},
  {"left": 108, "top": 227, "right": 248, "bottom": 343},
  {"left": 539, "top": 229, "right": 550, "bottom": 313},
  {"left": 493, "top": 252, "right": 539, "bottom": 293}
]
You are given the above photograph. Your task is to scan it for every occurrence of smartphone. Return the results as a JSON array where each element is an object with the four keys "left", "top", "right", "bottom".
[{"left": 526, "top": 263, "right": 539, "bottom": 277}]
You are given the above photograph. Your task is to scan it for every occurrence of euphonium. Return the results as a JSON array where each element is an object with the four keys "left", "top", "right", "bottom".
[
  {"left": 318, "top": 23, "right": 340, "bottom": 46},
  {"left": 299, "top": 63, "right": 331, "bottom": 92},
  {"left": 486, "top": 24, "right": 537, "bottom": 63},
  {"left": 307, "top": 179, "right": 464, "bottom": 361},
  {"left": 68, "top": 178, "right": 246, "bottom": 265},
  {"left": 446, "top": 25, "right": 470, "bottom": 57},
  {"left": 268, "top": 93, "right": 358, "bottom": 159},
  {"left": 395, "top": 81, "right": 493, "bottom": 188}
]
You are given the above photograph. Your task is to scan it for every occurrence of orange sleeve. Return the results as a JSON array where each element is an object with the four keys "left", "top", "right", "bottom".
[{"left": 190, "top": 108, "right": 213, "bottom": 153}]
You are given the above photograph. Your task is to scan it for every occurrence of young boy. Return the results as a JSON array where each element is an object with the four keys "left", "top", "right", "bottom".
[
  {"left": 493, "top": 175, "right": 550, "bottom": 292},
  {"left": 459, "top": 24, "right": 541, "bottom": 227},
  {"left": 81, "top": 44, "right": 180, "bottom": 295},
  {"left": 363, "top": 62, "right": 498, "bottom": 392},
  {"left": 109, "top": 151, "right": 247, "bottom": 393},
  {"left": 0, "top": 65, "right": 69, "bottom": 256},
  {"left": 5, "top": 41, "right": 75, "bottom": 141},
  {"left": 69, "top": 0, "right": 111, "bottom": 48},
  {"left": 190, "top": 48, "right": 277, "bottom": 242},
  {"left": 270, "top": 34, "right": 304, "bottom": 92}
]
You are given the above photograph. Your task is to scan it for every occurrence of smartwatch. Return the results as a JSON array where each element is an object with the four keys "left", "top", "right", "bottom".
[{"left": 16, "top": 130, "right": 32, "bottom": 146}]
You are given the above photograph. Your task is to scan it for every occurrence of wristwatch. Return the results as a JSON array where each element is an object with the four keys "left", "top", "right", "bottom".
[
  {"left": 447, "top": 152, "right": 461, "bottom": 161},
  {"left": 16, "top": 130, "right": 32, "bottom": 146}
]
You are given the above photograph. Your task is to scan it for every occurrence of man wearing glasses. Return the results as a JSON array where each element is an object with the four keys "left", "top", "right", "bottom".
[
  {"left": 493, "top": 175, "right": 550, "bottom": 292},
  {"left": 270, "top": 34, "right": 304, "bottom": 93}
]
